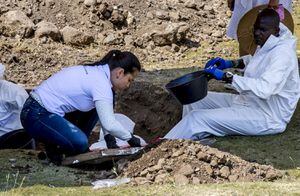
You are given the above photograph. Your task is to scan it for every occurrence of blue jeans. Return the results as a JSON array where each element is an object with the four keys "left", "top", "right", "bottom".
[{"left": 20, "top": 96, "right": 98, "bottom": 155}]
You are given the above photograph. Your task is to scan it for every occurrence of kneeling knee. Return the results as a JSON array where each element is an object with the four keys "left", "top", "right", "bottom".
[{"left": 72, "top": 137, "right": 88, "bottom": 154}]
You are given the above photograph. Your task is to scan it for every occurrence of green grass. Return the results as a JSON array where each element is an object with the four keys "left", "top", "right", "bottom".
[
  {"left": 213, "top": 105, "right": 300, "bottom": 169},
  {"left": 2, "top": 181, "right": 300, "bottom": 195}
]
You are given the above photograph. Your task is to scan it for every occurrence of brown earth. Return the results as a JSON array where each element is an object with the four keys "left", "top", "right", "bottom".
[
  {"left": 0, "top": 0, "right": 234, "bottom": 86},
  {"left": 122, "top": 140, "right": 283, "bottom": 185}
]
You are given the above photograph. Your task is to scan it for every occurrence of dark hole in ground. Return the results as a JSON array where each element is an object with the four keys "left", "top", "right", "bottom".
[
  {"left": 89, "top": 81, "right": 182, "bottom": 144},
  {"left": 116, "top": 81, "right": 182, "bottom": 142}
]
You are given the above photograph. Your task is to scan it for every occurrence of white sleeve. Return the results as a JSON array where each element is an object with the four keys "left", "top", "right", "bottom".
[
  {"left": 0, "top": 63, "right": 5, "bottom": 79},
  {"left": 95, "top": 100, "right": 132, "bottom": 141},
  {"left": 241, "top": 54, "right": 252, "bottom": 66},
  {"left": 232, "top": 52, "right": 292, "bottom": 99}
]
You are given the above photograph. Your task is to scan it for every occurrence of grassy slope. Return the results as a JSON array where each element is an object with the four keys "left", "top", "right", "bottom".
[{"left": 2, "top": 182, "right": 300, "bottom": 195}]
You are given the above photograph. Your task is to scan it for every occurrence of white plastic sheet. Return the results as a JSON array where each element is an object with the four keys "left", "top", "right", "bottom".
[
  {"left": 92, "top": 178, "right": 131, "bottom": 189},
  {"left": 89, "top": 113, "right": 147, "bottom": 150}
]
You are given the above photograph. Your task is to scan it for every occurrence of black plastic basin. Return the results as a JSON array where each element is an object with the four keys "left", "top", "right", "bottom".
[{"left": 165, "top": 70, "right": 208, "bottom": 105}]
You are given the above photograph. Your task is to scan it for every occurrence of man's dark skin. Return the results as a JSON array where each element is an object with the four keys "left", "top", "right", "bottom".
[{"left": 223, "top": 9, "right": 280, "bottom": 83}]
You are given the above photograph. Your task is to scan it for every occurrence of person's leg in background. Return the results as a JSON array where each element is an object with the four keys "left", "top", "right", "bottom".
[
  {"left": 0, "top": 129, "right": 35, "bottom": 149},
  {"left": 165, "top": 105, "right": 269, "bottom": 140},
  {"left": 183, "top": 92, "right": 235, "bottom": 117}
]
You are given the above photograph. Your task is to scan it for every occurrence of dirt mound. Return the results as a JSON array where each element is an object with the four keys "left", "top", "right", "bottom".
[
  {"left": 122, "top": 140, "right": 283, "bottom": 185},
  {"left": 0, "top": 0, "right": 235, "bottom": 85}
]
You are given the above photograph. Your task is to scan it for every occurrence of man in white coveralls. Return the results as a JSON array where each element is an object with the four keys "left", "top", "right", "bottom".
[{"left": 165, "top": 8, "right": 299, "bottom": 140}]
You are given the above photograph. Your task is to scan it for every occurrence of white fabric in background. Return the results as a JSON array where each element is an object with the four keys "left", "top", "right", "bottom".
[
  {"left": 227, "top": 0, "right": 292, "bottom": 39},
  {"left": 165, "top": 23, "right": 299, "bottom": 140},
  {"left": 0, "top": 64, "right": 4, "bottom": 79},
  {"left": 90, "top": 113, "right": 147, "bottom": 150},
  {"left": 0, "top": 79, "right": 29, "bottom": 136}
]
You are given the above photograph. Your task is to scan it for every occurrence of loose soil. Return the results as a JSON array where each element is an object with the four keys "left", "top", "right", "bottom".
[{"left": 122, "top": 140, "right": 283, "bottom": 185}]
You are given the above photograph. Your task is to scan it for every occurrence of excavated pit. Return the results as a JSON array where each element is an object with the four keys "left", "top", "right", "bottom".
[{"left": 116, "top": 81, "right": 182, "bottom": 142}]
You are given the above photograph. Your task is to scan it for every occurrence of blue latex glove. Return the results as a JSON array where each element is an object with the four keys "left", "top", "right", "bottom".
[
  {"left": 205, "top": 57, "right": 233, "bottom": 70},
  {"left": 204, "top": 66, "right": 224, "bottom": 80}
]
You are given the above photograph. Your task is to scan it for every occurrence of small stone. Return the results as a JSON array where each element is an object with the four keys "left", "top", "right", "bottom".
[
  {"left": 35, "top": 21, "right": 61, "bottom": 41},
  {"left": 155, "top": 10, "right": 170, "bottom": 20},
  {"left": 197, "top": 151, "right": 208, "bottom": 161},
  {"left": 161, "top": 147, "right": 168, "bottom": 152},
  {"left": 228, "top": 174, "right": 238, "bottom": 182},
  {"left": 184, "top": 0, "right": 197, "bottom": 9},
  {"left": 126, "top": 11, "right": 135, "bottom": 25},
  {"left": 157, "top": 158, "right": 165, "bottom": 166},
  {"left": 178, "top": 164, "right": 194, "bottom": 176},
  {"left": 210, "top": 159, "right": 218, "bottom": 167},
  {"left": 146, "top": 12, "right": 154, "bottom": 19},
  {"left": 192, "top": 177, "right": 200, "bottom": 184},
  {"left": 266, "top": 170, "right": 281, "bottom": 181},
  {"left": 146, "top": 173, "right": 154, "bottom": 181},
  {"left": 124, "top": 35, "right": 134, "bottom": 46},
  {"left": 164, "top": 165, "right": 173, "bottom": 172},
  {"left": 154, "top": 173, "right": 168, "bottom": 183},
  {"left": 169, "top": 12, "right": 180, "bottom": 21},
  {"left": 219, "top": 166, "right": 230, "bottom": 178},
  {"left": 212, "top": 30, "right": 223, "bottom": 38},
  {"left": 148, "top": 164, "right": 162, "bottom": 172},
  {"left": 134, "top": 177, "right": 150, "bottom": 185},
  {"left": 171, "top": 44, "right": 180, "bottom": 52},
  {"left": 103, "top": 32, "right": 123, "bottom": 45},
  {"left": 45, "top": 0, "right": 55, "bottom": 7},
  {"left": 172, "top": 149, "right": 184, "bottom": 157},
  {"left": 84, "top": 0, "right": 96, "bottom": 6},
  {"left": 140, "top": 169, "right": 149, "bottom": 177},
  {"left": 174, "top": 174, "right": 189, "bottom": 185},
  {"left": 214, "top": 169, "right": 220, "bottom": 176},
  {"left": 61, "top": 26, "right": 94, "bottom": 46},
  {"left": 40, "top": 37, "right": 47, "bottom": 44},
  {"left": 205, "top": 165, "right": 213, "bottom": 176}
]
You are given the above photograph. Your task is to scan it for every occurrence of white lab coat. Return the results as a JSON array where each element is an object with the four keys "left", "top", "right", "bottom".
[
  {"left": 165, "top": 23, "right": 299, "bottom": 140},
  {"left": 0, "top": 78, "right": 29, "bottom": 136},
  {"left": 227, "top": 0, "right": 292, "bottom": 39}
]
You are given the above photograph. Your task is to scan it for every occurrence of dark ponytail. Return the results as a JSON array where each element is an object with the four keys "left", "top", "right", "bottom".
[{"left": 84, "top": 50, "right": 141, "bottom": 74}]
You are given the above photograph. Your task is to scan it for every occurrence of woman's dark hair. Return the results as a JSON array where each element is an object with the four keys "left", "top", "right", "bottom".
[{"left": 85, "top": 50, "right": 141, "bottom": 74}]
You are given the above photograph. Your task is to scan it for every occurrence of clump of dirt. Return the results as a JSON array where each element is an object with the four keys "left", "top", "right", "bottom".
[{"left": 122, "top": 140, "right": 283, "bottom": 185}]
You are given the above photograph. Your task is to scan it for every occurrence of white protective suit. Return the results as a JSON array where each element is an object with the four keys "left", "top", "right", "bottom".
[
  {"left": 227, "top": 0, "right": 292, "bottom": 39},
  {"left": 0, "top": 64, "right": 29, "bottom": 137},
  {"left": 165, "top": 23, "right": 300, "bottom": 140}
]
